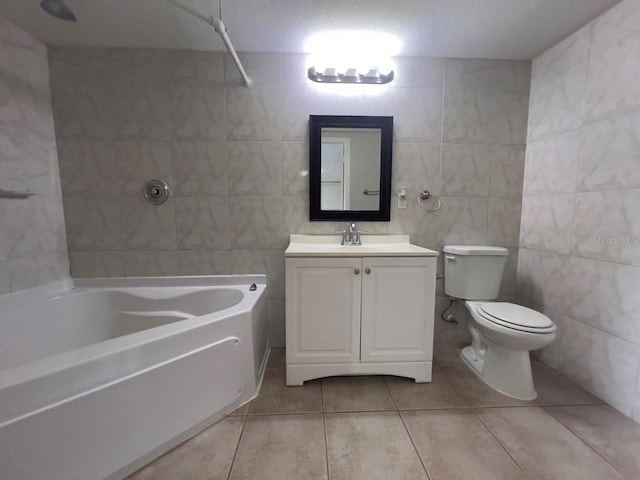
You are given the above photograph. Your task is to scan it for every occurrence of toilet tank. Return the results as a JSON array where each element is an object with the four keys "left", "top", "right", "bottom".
[{"left": 443, "top": 246, "right": 508, "bottom": 300}]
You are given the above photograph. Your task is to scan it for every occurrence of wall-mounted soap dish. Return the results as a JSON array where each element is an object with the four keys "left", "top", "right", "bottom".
[{"left": 0, "top": 179, "right": 36, "bottom": 199}]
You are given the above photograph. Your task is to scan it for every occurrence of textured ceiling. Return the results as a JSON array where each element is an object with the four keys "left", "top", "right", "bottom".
[{"left": 0, "top": 0, "right": 621, "bottom": 59}]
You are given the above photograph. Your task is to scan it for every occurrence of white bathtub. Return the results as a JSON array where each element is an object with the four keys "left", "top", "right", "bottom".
[{"left": 0, "top": 275, "right": 269, "bottom": 480}]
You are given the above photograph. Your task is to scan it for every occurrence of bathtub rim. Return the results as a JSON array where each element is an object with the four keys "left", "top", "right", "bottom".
[
  {"left": 0, "top": 275, "right": 266, "bottom": 423},
  {"left": 0, "top": 275, "right": 266, "bottom": 313}
]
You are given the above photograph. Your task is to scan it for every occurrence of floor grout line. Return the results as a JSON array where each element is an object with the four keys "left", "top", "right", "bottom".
[
  {"left": 225, "top": 409, "right": 250, "bottom": 480},
  {"left": 382, "top": 376, "right": 433, "bottom": 480},
  {"left": 247, "top": 410, "right": 324, "bottom": 416},
  {"left": 320, "top": 380, "right": 331, "bottom": 480},
  {"left": 543, "top": 407, "right": 633, "bottom": 480},
  {"left": 139, "top": 346, "right": 638, "bottom": 478},
  {"left": 242, "top": 401, "right": 605, "bottom": 416},
  {"left": 470, "top": 408, "right": 534, "bottom": 480}
]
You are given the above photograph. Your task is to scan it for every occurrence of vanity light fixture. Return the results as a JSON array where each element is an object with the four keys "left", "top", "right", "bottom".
[
  {"left": 307, "top": 66, "right": 394, "bottom": 84},
  {"left": 305, "top": 31, "right": 399, "bottom": 85}
]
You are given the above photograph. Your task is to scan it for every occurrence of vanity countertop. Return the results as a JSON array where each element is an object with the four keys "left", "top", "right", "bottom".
[{"left": 285, "top": 235, "right": 439, "bottom": 257}]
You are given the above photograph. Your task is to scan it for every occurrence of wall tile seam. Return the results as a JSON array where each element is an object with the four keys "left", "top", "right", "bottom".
[
  {"left": 279, "top": 74, "right": 286, "bottom": 238},
  {"left": 353, "top": 84, "right": 446, "bottom": 92},
  {"left": 61, "top": 194, "right": 287, "bottom": 200},
  {"left": 62, "top": 193, "right": 236, "bottom": 199},
  {"left": 515, "top": 246, "right": 571, "bottom": 259},
  {"left": 53, "top": 79, "right": 233, "bottom": 86},
  {"left": 565, "top": 252, "right": 640, "bottom": 269},
  {"left": 580, "top": 103, "right": 640, "bottom": 130},
  {"left": 516, "top": 260, "right": 640, "bottom": 310},
  {"left": 574, "top": 14, "right": 595, "bottom": 154},
  {"left": 562, "top": 315, "right": 640, "bottom": 356},
  {"left": 226, "top": 140, "right": 283, "bottom": 145},
  {"left": 432, "top": 52, "right": 448, "bottom": 262},
  {"left": 521, "top": 188, "right": 578, "bottom": 197},
  {"left": 527, "top": 119, "right": 584, "bottom": 145},
  {"left": 54, "top": 135, "right": 227, "bottom": 143},
  {"left": 436, "top": 57, "right": 447, "bottom": 259},
  {"left": 49, "top": 120, "right": 532, "bottom": 144},
  {"left": 169, "top": 194, "right": 234, "bottom": 199},
  {"left": 169, "top": 168, "right": 179, "bottom": 255},
  {"left": 486, "top": 195, "right": 525, "bottom": 201},
  {"left": 2, "top": 58, "right": 50, "bottom": 81},
  {"left": 530, "top": 17, "right": 590, "bottom": 69},
  {"left": 4, "top": 248, "right": 69, "bottom": 259},
  {"left": 633, "top": 365, "right": 640, "bottom": 420},
  {"left": 529, "top": 56, "right": 587, "bottom": 90},
  {"left": 57, "top": 139, "right": 229, "bottom": 145},
  {"left": 513, "top": 295, "right": 566, "bottom": 318},
  {"left": 560, "top": 190, "right": 579, "bottom": 263},
  {"left": 531, "top": 30, "right": 592, "bottom": 86},
  {"left": 522, "top": 185, "right": 640, "bottom": 197},
  {"left": 0, "top": 55, "right": 50, "bottom": 79},
  {"left": 68, "top": 249, "right": 246, "bottom": 254},
  {"left": 518, "top": 245, "right": 571, "bottom": 270},
  {"left": 68, "top": 249, "right": 124, "bottom": 253},
  {"left": 441, "top": 57, "right": 530, "bottom": 64},
  {"left": 440, "top": 143, "right": 528, "bottom": 149},
  {"left": 11, "top": 193, "right": 65, "bottom": 199},
  {"left": 51, "top": 55, "right": 531, "bottom": 89},
  {"left": 563, "top": 314, "right": 640, "bottom": 349},
  {"left": 227, "top": 196, "right": 286, "bottom": 200},
  {"left": 487, "top": 243, "right": 521, "bottom": 249},
  {"left": 437, "top": 194, "right": 502, "bottom": 199},
  {"left": 531, "top": 62, "right": 583, "bottom": 90},
  {"left": 442, "top": 86, "right": 532, "bottom": 96},
  {"left": 590, "top": 17, "right": 640, "bottom": 56},
  {"left": 519, "top": 191, "right": 574, "bottom": 200}
]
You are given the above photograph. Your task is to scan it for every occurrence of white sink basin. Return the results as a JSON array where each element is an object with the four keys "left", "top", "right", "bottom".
[{"left": 285, "top": 235, "right": 439, "bottom": 257}]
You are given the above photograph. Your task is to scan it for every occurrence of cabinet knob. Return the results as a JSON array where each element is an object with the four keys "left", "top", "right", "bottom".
[
  {"left": 365, "top": 268, "right": 371, "bottom": 274},
  {"left": 354, "top": 269, "right": 360, "bottom": 275}
]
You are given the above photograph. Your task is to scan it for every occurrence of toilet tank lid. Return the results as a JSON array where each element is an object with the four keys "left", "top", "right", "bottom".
[{"left": 443, "top": 245, "right": 509, "bottom": 256}]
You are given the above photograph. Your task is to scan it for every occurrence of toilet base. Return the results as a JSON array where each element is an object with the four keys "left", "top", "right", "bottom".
[{"left": 461, "top": 343, "right": 537, "bottom": 401}]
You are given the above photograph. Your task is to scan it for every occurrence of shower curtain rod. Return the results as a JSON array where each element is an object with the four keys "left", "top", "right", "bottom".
[{"left": 165, "top": 0, "right": 252, "bottom": 87}]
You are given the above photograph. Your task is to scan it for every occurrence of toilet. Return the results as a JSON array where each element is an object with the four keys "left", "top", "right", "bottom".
[{"left": 443, "top": 245, "right": 556, "bottom": 400}]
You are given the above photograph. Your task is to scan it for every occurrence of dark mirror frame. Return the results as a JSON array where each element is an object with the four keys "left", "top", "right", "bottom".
[{"left": 309, "top": 115, "right": 393, "bottom": 221}]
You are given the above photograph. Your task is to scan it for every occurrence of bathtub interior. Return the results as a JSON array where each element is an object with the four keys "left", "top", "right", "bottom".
[
  {"left": 0, "top": 287, "right": 244, "bottom": 371},
  {"left": 107, "top": 288, "right": 244, "bottom": 337}
]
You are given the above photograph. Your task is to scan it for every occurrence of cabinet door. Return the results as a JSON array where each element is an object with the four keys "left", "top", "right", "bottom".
[
  {"left": 286, "top": 257, "right": 362, "bottom": 364},
  {"left": 360, "top": 257, "right": 436, "bottom": 362}
]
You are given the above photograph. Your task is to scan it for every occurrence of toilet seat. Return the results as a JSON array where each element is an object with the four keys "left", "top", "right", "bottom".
[{"left": 476, "top": 302, "right": 555, "bottom": 333}]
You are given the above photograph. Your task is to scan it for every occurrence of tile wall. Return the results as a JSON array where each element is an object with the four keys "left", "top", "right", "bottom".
[
  {"left": 0, "top": 17, "right": 68, "bottom": 293},
  {"left": 49, "top": 48, "right": 531, "bottom": 347},
  {"left": 519, "top": 0, "right": 640, "bottom": 422}
]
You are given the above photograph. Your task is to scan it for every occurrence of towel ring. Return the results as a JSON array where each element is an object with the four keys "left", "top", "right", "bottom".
[{"left": 417, "top": 190, "right": 441, "bottom": 213}]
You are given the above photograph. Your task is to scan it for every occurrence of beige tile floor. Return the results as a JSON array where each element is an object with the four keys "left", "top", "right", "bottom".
[{"left": 128, "top": 346, "right": 640, "bottom": 480}]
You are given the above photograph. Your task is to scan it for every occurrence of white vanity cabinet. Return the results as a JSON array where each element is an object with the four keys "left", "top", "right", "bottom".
[{"left": 285, "top": 235, "right": 437, "bottom": 386}]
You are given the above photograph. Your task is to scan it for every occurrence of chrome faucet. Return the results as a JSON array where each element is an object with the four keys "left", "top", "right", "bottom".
[{"left": 340, "top": 222, "right": 363, "bottom": 245}]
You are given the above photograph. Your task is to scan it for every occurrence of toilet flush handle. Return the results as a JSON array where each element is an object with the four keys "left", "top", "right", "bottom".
[{"left": 445, "top": 255, "right": 457, "bottom": 262}]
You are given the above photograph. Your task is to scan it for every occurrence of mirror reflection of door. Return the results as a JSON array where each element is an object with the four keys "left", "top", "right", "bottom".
[
  {"left": 321, "top": 128, "right": 381, "bottom": 211},
  {"left": 320, "top": 138, "right": 350, "bottom": 210}
]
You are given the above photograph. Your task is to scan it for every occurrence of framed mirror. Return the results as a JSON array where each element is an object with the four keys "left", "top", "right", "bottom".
[{"left": 309, "top": 115, "right": 393, "bottom": 221}]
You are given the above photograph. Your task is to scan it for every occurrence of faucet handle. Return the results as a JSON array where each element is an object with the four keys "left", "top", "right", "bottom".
[{"left": 336, "top": 229, "right": 348, "bottom": 245}]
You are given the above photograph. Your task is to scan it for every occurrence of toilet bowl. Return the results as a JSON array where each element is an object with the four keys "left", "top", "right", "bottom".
[
  {"left": 461, "top": 300, "right": 556, "bottom": 400},
  {"left": 443, "top": 245, "right": 557, "bottom": 400}
]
